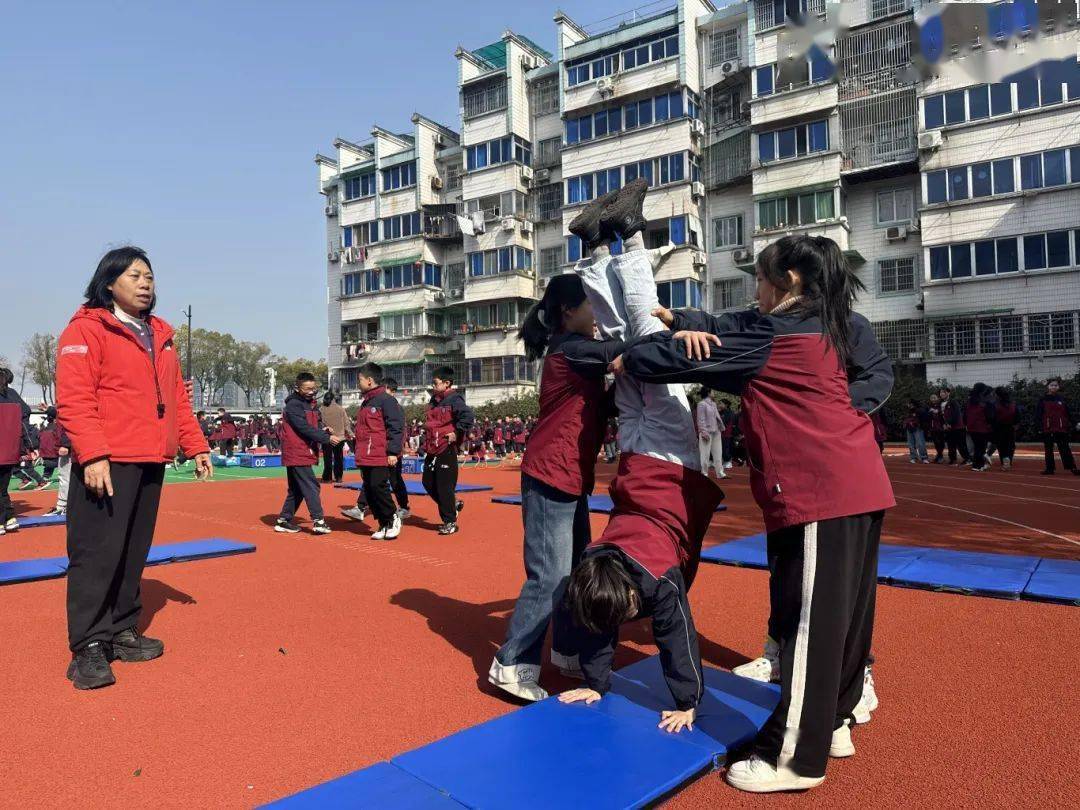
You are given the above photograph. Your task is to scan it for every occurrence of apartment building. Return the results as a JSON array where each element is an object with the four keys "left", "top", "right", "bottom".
[{"left": 318, "top": 1, "right": 1078, "bottom": 407}]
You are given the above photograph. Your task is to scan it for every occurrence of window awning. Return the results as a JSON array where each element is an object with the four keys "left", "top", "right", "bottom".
[
  {"left": 366, "top": 342, "right": 434, "bottom": 365},
  {"left": 374, "top": 254, "right": 423, "bottom": 268}
]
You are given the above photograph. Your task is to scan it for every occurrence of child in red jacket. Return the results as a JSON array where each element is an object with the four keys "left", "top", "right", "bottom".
[
  {"left": 1036, "top": 378, "right": 1078, "bottom": 475},
  {"left": 274, "top": 373, "right": 340, "bottom": 535}
]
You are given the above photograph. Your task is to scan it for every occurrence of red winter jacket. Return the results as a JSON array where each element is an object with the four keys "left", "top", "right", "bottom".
[
  {"left": 423, "top": 389, "right": 474, "bottom": 455},
  {"left": 56, "top": 307, "right": 209, "bottom": 465}
]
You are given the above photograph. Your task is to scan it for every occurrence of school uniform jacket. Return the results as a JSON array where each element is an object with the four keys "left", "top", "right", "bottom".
[
  {"left": 353, "top": 386, "right": 404, "bottom": 466},
  {"left": 423, "top": 389, "right": 475, "bottom": 455},
  {"left": 1036, "top": 395, "right": 1073, "bottom": 434},
  {"left": 0, "top": 386, "right": 34, "bottom": 466},
  {"left": 521, "top": 332, "right": 623, "bottom": 496},
  {"left": 56, "top": 306, "right": 209, "bottom": 465},
  {"left": 37, "top": 421, "right": 69, "bottom": 460},
  {"left": 579, "top": 453, "right": 725, "bottom": 711},
  {"left": 280, "top": 392, "right": 331, "bottom": 466},
  {"left": 941, "top": 399, "right": 965, "bottom": 430},
  {"left": 964, "top": 400, "right": 995, "bottom": 434},
  {"left": 624, "top": 308, "right": 895, "bottom": 532}
]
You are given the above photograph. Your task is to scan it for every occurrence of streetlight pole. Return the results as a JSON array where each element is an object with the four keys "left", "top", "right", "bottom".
[{"left": 181, "top": 306, "right": 193, "bottom": 378}]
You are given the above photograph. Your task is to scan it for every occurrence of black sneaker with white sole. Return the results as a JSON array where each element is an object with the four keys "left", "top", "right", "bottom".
[
  {"left": 438, "top": 522, "right": 460, "bottom": 536},
  {"left": 568, "top": 190, "right": 620, "bottom": 248},
  {"left": 455, "top": 500, "right": 464, "bottom": 514},
  {"left": 275, "top": 518, "right": 301, "bottom": 533},
  {"left": 312, "top": 519, "right": 332, "bottom": 535},
  {"left": 66, "top": 641, "right": 116, "bottom": 690},
  {"left": 599, "top": 178, "right": 649, "bottom": 240}
]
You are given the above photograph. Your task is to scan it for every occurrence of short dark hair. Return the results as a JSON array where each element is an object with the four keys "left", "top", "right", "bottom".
[
  {"left": 358, "top": 362, "right": 383, "bottom": 384},
  {"left": 568, "top": 553, "right": 639, "bottom": 635},
  {"left": 84, "top": 246, "right": 156, "bottom": 313},
  {"left": 433, "top": 365, "right": 455, "bottom": 384},
  {"left": 196, "top": 410, "right": 206, "bottom": 417},
  {"left": 0, "top": 367, "right": 11, "bottom": 386},
  {"left": 295, "top": 372, "right": 317, "bottom": 385},
  {"left": 384, "top": 377, "right": 398, "bottom": 392}
]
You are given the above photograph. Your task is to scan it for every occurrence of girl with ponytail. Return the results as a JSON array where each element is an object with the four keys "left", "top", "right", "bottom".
[
  {"left": 488, "top": 273, "right": 625, "bottom": 702},
  {"left": 617, "top": 234, "right": 896, "bottom": 793}
]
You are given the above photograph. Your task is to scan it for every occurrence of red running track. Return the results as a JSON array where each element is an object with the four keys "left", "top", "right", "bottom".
[{"left": 0, "top": 454, "right": 1077, "bottom": 807}]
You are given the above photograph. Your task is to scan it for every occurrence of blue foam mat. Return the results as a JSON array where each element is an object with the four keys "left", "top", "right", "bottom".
[
  {"left": 0, "top": 556, "right": 69, "bottom": 585},
  {"left": 336, "top": 482, "right": 492, "bottom": 494},
  {"left": 886, "top": 547, "right": 1040, "bottom": 598},
  {"left": 1021, "top": 558, "right": 1080, "bottom": 605},
  {"left": 265, "top": 762, "right": 463, "bottom": 808},
  {"left": 14, "top": 514, "right": 66, "bottom": 528},
  {"left": 700, "top": 534, "right": 767, "bottom": 568},
  {"left": 492, "top": 494, "right": 726, "bottom": 515}
]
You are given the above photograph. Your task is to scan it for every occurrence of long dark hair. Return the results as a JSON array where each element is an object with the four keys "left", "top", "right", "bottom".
[
  {"left": 518, "top": 274, "right": 588, "bottom": 361},
  {"left": 756, "top": 235, "right": 864, "bottom": 363},
  {"left": 969, "top": 382, "right": 990, "bottom": 404},
  {"left": 84, "top": 246, "right": 156, "bottom": 313}
]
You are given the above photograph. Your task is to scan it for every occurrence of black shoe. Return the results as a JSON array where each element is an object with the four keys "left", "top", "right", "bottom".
[
  {"left": 599, "top": 178, "right": 648, "bottom": 240},
  {"left": 67, "top": 641, "right": 116, "bottom": 689},
  {"left": 455, "top": 500, "right": 465, "bottom": 514},
  {"left": 110, "top": 627, "right": 164, "bottom": 662},
  {"left": 312, "top": 519, "right": 332, "bottom": 535},
  {"left": 568, "top": 190, "right": 619, "bottom": 249},
  {"left": 438, "top": 522, "right": 460, "bottom": 536},
  {"left": 275, "top": 518, "right": 301, "bottom": 533}
]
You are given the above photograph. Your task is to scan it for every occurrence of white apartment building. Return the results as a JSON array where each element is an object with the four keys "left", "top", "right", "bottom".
[{"left": 318, "top": 1, "right": 1079, "bottom": 405}]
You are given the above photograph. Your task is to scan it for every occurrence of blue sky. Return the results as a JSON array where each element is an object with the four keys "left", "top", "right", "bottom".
[{"left": 0, "top": 0, "right": 673, "bottom": 365}]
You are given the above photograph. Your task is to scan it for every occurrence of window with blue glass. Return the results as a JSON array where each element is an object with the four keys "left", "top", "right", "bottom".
[
  {"left": 466, "top": 135, "right": 531, "bottom": 170},
  {"left": 950, "top": 244, "right": 972, "bottom": 277},
  {"left": 670, "top": 216, "right": 687, "bottom": 246},
  {"left": 929, "top": 246, "right": 950, "bottom": 280},
  {"left": 947, "top": 167, "right": 969, "bottom": 201},
  {"left": 944, "top": 90, "right": 966, "bottom": 125},
  {"left": 808, "top": 46, "right": 834, "bottom": 83},
  {"left": 467, "top": 247, "right": 533, "bottom": 277},
  {"left": 968, "top": 85, "right": 990, "bottom": 119},
  {"left": 756, "top": 65, "right": 775, "bottom": 97},
  {"left": 381, "top": 212, "right": 421, "bottom": 241},
  {"left": 566, "top": 235, "right": 582, "bottom": 263},
  {"left": 566, "top": 29, "right": 678, "bottom": 88},
  {"left": 568, "top": 94, "right": 690, "bottom": 145},
  {"left": 382, "top": 162, "right": 416, "bottom": 191},
  {"left": 993, "top": 158, "right": 1015, "bottom": 194},
  {"left": 926, "top": 171, "right": 947, "bottom": 204},
  {"left": 971, "top": 162, "right": 992, "bottom": 197},
  {"left": 758, "top": 120, "right": 829, "bottom": 163},
  {"left": 344, "top": 172, "right": 376, "bottom": 201},
  {"left": 342, "top": 227, "right": 353, "bottom": 248}
]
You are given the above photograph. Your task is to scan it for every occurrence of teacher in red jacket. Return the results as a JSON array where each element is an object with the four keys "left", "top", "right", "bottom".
[{"left": 56, "top": 246, "right": 213, "bottom": 690}]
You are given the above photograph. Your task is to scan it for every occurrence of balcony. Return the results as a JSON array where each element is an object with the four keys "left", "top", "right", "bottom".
[
  {"left": 704, "top": 131, "right": 752, "bottom": 189},
  {"left": 839, "top": 88, "right": 918, "bottom": 175},
  {"left": 422, "top": 204, "right": 463, "bottom": 242},
  {"left": 755, "top": 0, "right": 825, "bottom": 33},
  {"left": 751, "top": 82, "right": 837, "bottom": 128},
  {"left": 464, "top": 270, "right": 537, "bottom": 304}
]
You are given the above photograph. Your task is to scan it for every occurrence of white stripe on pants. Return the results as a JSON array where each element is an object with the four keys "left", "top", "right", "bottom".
[
  {"left": 699, "top": 431, "right": 724, "bottom": 474},
  {"left": 779, "top": 521, "right": 818, "bottom": 769},
  {"left": 575, "top": 250, "right": 699, "bottom": 470},
  {"left": 56, "top": 455, "right": 71, "bottom": 510}
]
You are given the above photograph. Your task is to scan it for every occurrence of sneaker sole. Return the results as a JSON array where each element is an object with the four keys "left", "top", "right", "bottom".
[
  {"left": 829, "top": 741, "right": 855, "bottom": 758},
  {"left": 66, "top": 660, "right": 117, "bottom": 689},
  {"left": 111, "top": 645, "right": 164, "bottom": 663},
  {"left": 725, "top": 772, "right": 824, "bottom": 793},
  {"left": 487, "top": 675, "right": 548, "bottom": 702},
  {"left": 274, "top": 525, "right": 301, "bottom": 533}
]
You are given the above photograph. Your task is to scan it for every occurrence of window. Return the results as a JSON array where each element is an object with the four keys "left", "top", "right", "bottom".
[
  {"left": 566, "top": 235, "right": 582, "bottom": 263},
  {"left": 657, "top": 280, "right": 702, "bottom": 309},
  {"left": 566, "top": 28, "right": 678, "bottom": 88},
  {"left": 381, "top": 162, "right": 416, "bottom": 191},
  {"left": 536, "top": 137, "right": 560, "bottom": 168},
  {"left": 535, "top": 182, "right": 563, "bottom": 221},
  {"left": 978, "top": 316, "right": 1024, "bottom": 354},
  {"left": 466, "top": 302, "right": 523, "bottom": 331},
  {"left": 532, "top": 76, "right": 559, "bottom": 115},
  {"left": 968, "top": 84, "right": 989, "bottom": 119},
  {"left": 380, "top": 212, "right": 421, "bottom": 241},
  {"left": 343, "top": 172, "right": 376, "bottom": 201},
  {"left": 467, "top": 355, "right": 536, "bottom": 384},
  {"left": 878, "top": 257, "right": 916, "bottom": 293},
  {"left": 566, "top": 91, "right": 687, "bottom": 145},
  {"left": 466, "top": 135, "right": 530, "bottom": 170},
  {"left": 349, "top": 220, "right": 379, "bottom": 246},
  {"left": 757, "top": 190, "right": 835, "bottom": 230},
  {"left": 379, "top": 312, "right": 423, "bottom": 339},
  {"left": 1030, "top": 312, "right": 1077, "bottom": 352},
  {"left": 539, "top": 246, "right": 562, "bottom": 276},
  {"left": 993, "top": 158, "right": 1015, "bottom": 194},
  {"left": 923, "top": 94, "right": 944, "bottom": 129},
  {"left": 755, "top": 64, "right": 775, "bottom": 97},
  {"left": 463, "top": 80, "right": 507, "bottom": 118},
  {"left": 712, "top": 278, "right": 745, "bottom": 311},
  {"left": 876, "top": 188, "right": 913, "bottom": 225},
  {"left": 947, "top": 167, "right": 969, "bottom": 201},
  {"left": 709, "top": 28, "right": 739, "bottom": 66},
  {"left": 871, "top": 0, "right": 910, "bottom": 19},
  {"left": 712, "top": 215, "right": 743, "bottom": 249},
  {"left": 933, "top": 320, "right": 977, "bottom": 357},
  {"left": 467, "top": 247, "right": 533, "bottom": 277},
  {"left": 758, "top": 120, "right": 828, "bottom": 164}
]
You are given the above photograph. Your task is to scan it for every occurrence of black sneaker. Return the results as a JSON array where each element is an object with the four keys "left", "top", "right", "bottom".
[
  {"left": 599, "top": 178, "right": 649, "bottom": 240},
  {"left": 111, "top": 627, "right": 164, "bottom": 662},
  {"left": 275, "top": 518, "right": 301, "bottom": 533},
  {"left": 455, "top": 500, "right": 465, "bottom": 514},
  {"left": 312, "top": 519, "right": 332, "bottom": 535},
  {"left": 438, "top": 522, "right": 460, "bottom": 536},
  {"left": 568, "top": 190, "right": 620, "bottom": 249},
  {"left": 66, "top": 641, "right": 116, "bottom": 689}
]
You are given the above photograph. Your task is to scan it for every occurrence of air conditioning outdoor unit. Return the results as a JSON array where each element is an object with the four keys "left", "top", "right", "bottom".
[
  {"left": 885, "top": 225, "right": 908, "bottom": 242},
  {"left": 450, "top": 287, "right": 464, "bottom": 299},
  {"left": 595, "top": 76, "right": 615, "bottom": 95},
  {"left": 535, "top": 168, "right": 550, "bottom": 182},
  {"left": 328, "top": 249, "right": 340, "bottom": 262},
  {"left": 434, "top": 291, "right": 446, "bottom": 301},
  {"left": 691, "top": 119, "right": 706, "bottom": 138},
  {"left": 918, "top": 130, "right": 942, "bottom": 151},
  {"left": 324, "top": 204, "right": 337, "bottom": 216},
  {"left": 721, "top": 59, "right": 741, "bottom": 75},
  {"left": 520, "top": 165, "right": 534, "bottom": 183},
  {"left": 538, "top": 277, "right": 549, "bottom": 290},
  {"left": 501, "top": 217, "right": 516, "bottom": 232},
  {"left": 691, "top": 181, "right": 705, "bottom": 199},
  {"left": 521, "top": 220, "right": 534, "bottom": 234},
  {"left": 431, "top": 176, "right": 444, "bottom": 190},
  {"left": 692, "top": 250, "right": 707, "bottom": 267},
  {"left": 732, "top": 248, "right": 752, "bottom": 263}
]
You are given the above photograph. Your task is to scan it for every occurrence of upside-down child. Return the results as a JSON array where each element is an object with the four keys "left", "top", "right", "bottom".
[{"left": 556, "top": 179, "right": 724, "bottom": 735}]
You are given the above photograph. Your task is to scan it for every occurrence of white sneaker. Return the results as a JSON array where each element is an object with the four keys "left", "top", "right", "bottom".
[
  {"left": 4, "top": 518, "right": 19, "bottom": 532},
  {"left": 733, "top": 637, "right": 780, "bottom": 683},
  {"left": 550, "top": 650, "right": 584, "bottom": 680},
  {"left": 852, "top": 665, "right": 878, "bottom": 724},
  {"left": 397, "top": 508, "right": 411, "bottom": 520},
  {"left": 371, "top": 525, "right": 387, "bottom": 540},
  {"left": 487, "top": 658, "right": 548, "bottom": 702},
  {"left": 830, "top": 722, "right": 855, "bottom": 758},
  {"left": 385, "top": 513, "right": 402, "bottom": 540},
  {"left": 726, "top": 756, "right": 824, "bottom": 793},
  {"left": 724, "top": 462, "right": 733, "bottom": 469}
]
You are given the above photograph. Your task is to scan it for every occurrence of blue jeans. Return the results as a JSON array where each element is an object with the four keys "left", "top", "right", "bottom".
[
  {"left": 906, "top": 428, "right": 928, "bottom": 461},
  {"left": 496, "top": 473, "right": 591, "bottom": 666}
]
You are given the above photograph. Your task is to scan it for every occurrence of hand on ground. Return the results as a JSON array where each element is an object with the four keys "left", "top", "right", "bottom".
[
  {"left": 559, "top": 688, "right": 602, "bottom": 705},
  {"left": 658, "top": 708, "right": 695, "bottom": 733}
]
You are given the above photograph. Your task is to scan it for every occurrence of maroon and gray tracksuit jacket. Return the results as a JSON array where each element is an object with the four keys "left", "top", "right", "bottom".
[
  {"left": 521, "top": 331, "right": 622, "bottom": 496},
  {"left": 0, "top": 386, "right": 34, "bottom": 466},
  {"left": 1036, "top": 395, "right": 1073, "bottom": 434},
  {"left": 352, "top": 385, "right": 404, "bottom": 466},
  {"left": 423, "top": 389, "right": 474, "bottom": 456},
  {"left": 280, "top": 392, "right": 332, "bottom": 467}
]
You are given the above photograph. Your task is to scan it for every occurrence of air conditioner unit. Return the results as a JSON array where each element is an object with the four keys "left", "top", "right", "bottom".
[
  {"left": 501, "top": 217, "right": 516, "bottom": 232},
  {"left": 434, "top": 291, "right": 446, "bottom": 301},
  {"left": 918, "top": 130, "right": 942, "bottom": 151},
  {"left": 535, "top": 168, "right": 550, "bottom": 182},
  {"left": 328, "top": 249, "right": 340, "bottom": 262},
  {"left": 720, "top": 59, "right": 741, "bottom": 75},
  {"left": 324, "top": 204, "right": 337, "bottom": 216},
  {"left": 885, "top": 225, "right": 908, "bottom": 242},
  {"left": 691, "top": 181, "right": 705, "bottom": 199},
  {"left": 595, "top": 76, "right": 615, "bottom": 95},
  {"left": 431, "top": 176, "right": 444, "bottom": 190},
  {"left": 450, "top": 287, "right": 464, "bottom": 299},
  {"left": 520, "top": 165, "right": 534, "bottom": 183},
  {"left": 691, "top": 119, "right": 706, "bottom": 138},
  {"left": 521, "top": 220, "right": 534, "bottom": 234},
  {"left": 538, "top": 277, "right": 549, "bottom": 291},
  {"left": 732, "top": 248, "right": 752, "bottom": 263},
  {"left": 692, "top": 250, "right": 707, "bottom": 267}
]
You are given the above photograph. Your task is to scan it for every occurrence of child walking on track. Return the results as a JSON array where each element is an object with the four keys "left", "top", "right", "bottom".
[
  {"left": 422, "top": 366, "right": 474, "bottom": 535},
  {"left": 488, "top": 273, "right": 625, "bottom": 701},
  {"left": 965, "top": 383, "right": 995, "bottom": 472},
  {"left": 555, "top": 179, "right": 723, "bottom": 734},
  {"left": 341, "top": 377, "right": 410, "bottom": 526},
  {"left": 275, "top": 372, "right": 341, "bottom": 535},
  {"left": 619, "top": 233, "right": 894, "bottom": 792},
  {"left": 352, "top": 363, "right": 406, "bottom": 540},
  {"left": 993, "top": 387, "right": 1018, "bottom": 469},
  {"left": 1037, "top": 378, "right": 1078, "bottom": 475}
]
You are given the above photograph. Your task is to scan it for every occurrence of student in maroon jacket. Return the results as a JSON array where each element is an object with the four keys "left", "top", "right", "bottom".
[
  {"left": 939, "top": 387, "right": 969, "bottom": 466},
  {"left": 56, "top": 246, "right": 212, "bottom": 690},
  {"left": 215, "top": 408, "right": 237, "bottom": 456},
  {"left": 37, "top": 406, "right": 65, "bottom": 481},
  {"left": 618, "top": 234, "right": 894, "bottom": 792},
  {"left": 992, "top": 387, "right": 1019, "bottom": 469},
  {"left": 1036, "top": 378, "right": 1078, "bottom": 475},
  {"left": 965, "top": 383, "right": 996, "bottom": 472},
  {"left": 351, "top": 363, "right": 406, "bottom": 540},
  {"left": 488, "top": 274, "right": 623, "bottom": 702},
  {"left": 927, "top": 393, "right": 945, "bottom": 462},
  {"left": 274, "top": 373, "right": 341, "bottom": 534},
  {"left": 0, "top": 366, "right": 36, "bottom": 535},
  {"left": 421, "top": 366, "right": 474, "bottom": 535}
]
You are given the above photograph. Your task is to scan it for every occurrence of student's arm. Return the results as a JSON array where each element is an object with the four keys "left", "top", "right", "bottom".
[
  {"left": 620, "top": 319, "right": 775, "bottom": 394},
  {"left": 56, "top": 319, "right": 110, "bottom": 463},
  {"left": 384, "top": 397, "right": 405, "bottom": 457},
  {"left": 451, "top": 395, "right": 475, "bottom": 436},
  {"left": 285, "top": 398, "right": 332, "bottom": 445},
  {"left": 578, "top": 627, "right": 618, "bottom": 698},
  {"left": 669, "top": 308, "right": 753, "bottom": 334},
  {"left": 652, "top": 571, "right": 704, "bottom": 711},
  {"left": 1035, "top": 398, "right": 1045, "bottom": 431},
  {"left": 846, "top": 313, "right": 894, "bottom": 414},
  {"left": 695, "top": 401, "right": 708, "bottom": 435},
  {"left": 561, "top": 337, "right": 627, "bottom": 378}
]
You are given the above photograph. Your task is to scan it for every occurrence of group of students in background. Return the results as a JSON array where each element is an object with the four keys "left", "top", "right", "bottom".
[{"left": 900, "top": 379, "right": 1078, "bottom": 475}]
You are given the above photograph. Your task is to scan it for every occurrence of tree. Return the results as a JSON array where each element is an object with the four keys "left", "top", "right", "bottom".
[
  {"left": 22, "top": 333, "right": 58, "bottom": 403},
  {"left": 233, "top": 341, "right": 272, "bottom": 406},
  {"left": 270, "top": 356, "right": 329, "bottom": 393}
]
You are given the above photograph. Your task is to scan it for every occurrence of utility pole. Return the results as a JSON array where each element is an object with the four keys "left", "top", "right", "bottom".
[{"left": 181, "top": 306, "right": 193, "bottom": 378}]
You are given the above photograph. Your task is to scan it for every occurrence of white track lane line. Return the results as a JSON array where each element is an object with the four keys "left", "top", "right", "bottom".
[
  {"left": 895, "top": 496, "right": 1080, "bottom": 548},
  {"left": 885, "top": 464, "right": 1080, "bottom": 495},
  {"left": 888, "top": 474, "right": 1080, "bottom": 510}
]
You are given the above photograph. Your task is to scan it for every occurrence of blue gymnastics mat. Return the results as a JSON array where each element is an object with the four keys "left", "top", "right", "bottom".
[
  {"left": 0, "top": 539, "right": 255, "bottom": 586},
  {"left": 0, "top": 556, "right": 68, "bottom": 585},
  {"left": 700, "top": 534, "right": 767, "bottom": 568},
  {"left": 1021, "top": 558, "right": 1080, "bottom": 606},
  {"left": 12, "top": 514, "right": 66, "bottom": 528},
  {"left": 886, "top": 547, "right": 1040, "bottom": 599},
  {"left": 265, "top": 762, "right": 463, "bottom": 809},
  {"left": 492, "top": 494, "right": 727, "bottom": 515},
  {"left": 336, "top": 482, "right": 492, "bottom": 495}
]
